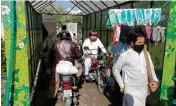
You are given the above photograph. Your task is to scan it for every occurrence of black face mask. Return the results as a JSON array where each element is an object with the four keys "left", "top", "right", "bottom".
[{"left": 133, "top": 44, "right": 144, "bottom": 54}]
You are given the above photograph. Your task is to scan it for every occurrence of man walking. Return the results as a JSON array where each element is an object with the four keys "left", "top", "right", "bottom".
[{"left": 113, "top": 32, "right": 158, "bottom": 106}]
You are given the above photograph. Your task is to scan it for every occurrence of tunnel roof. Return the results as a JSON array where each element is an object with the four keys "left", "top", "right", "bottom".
[{"left": 29, "top": 0, "right": 133, "bottom": 16}]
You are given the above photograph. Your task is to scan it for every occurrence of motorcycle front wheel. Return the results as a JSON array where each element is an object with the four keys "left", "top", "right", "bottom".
[{"left": 97, "top": 71, "right": 106, "bottom": 94}]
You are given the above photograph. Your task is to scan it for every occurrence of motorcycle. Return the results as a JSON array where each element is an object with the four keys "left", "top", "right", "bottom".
[
  {"left": 57, "top": 74, "right": 79, "bottom": 106},
  {"left": 83, "top": 46, "right": 106, "bottom": 93},
  {"left": 56, "top": 61, "right": 79, "bottom": 106}
]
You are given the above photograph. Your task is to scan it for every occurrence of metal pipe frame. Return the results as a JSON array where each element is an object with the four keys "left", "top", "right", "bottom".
[
  {"left": 34, "top": 1, "right": 48, "bottom": 9},
  {"left": 90, "top": 14, "right": 91, "bottom": 30},
  {"left": 28, "top": 4, "right": 33, "bottom": 86},
  {"left": 90, "top": 1, "right": 101, "bottom": 10},
  {"left": 32, "top": 1, "right": 44, "bottom": 9},
  {"left": 82, "top": 16, "right": 85, "bottom": 41},
  {"left": 34, "top": 11, "right": 37, "bottom": 73},
  {"left": 48, "top": 8, "right": 54, "bottom": 14},
  {"left": 100, "top": 11, "right": 102, "bottom": 40},
  {"left": 150, "top": 1, "right": 153, "bottom": 8},
  {"left": 100, "top": 0, "right": 109, "bottom": 9},
  {"left": 75, "top": 1, "right": 91, "bottom": 14},
  {"left": 131, "top": 1, "right": 134, "bottom": 8},
  {"left": 94, "top": 1, "right": 136, "bottom": 14},
  {"left": 32, "top": 8, "right": 36, "bottom": 76},
  {"left": 30, "top": 6, "right": 34, "bottom": 80},
  {"left": 35, "top": 1, "right": 51, "bottom": 11},
  {"left": 41, "top": 13, "right": 84, "bottom": 16},
  {"left": 30, "top": 0, "right": 36, "bottom": 5},
  {"left": 38, "top": 2, "right": 54, "bottom": 12},
  {"left": 50, "top": 4, "right": 60, "bottom": 14},
  {"left": 106, "top": 27, "right": 109, "bottom": 47},
  {"left": 38, "top": 1, "right": 54, "bottom": 12},
  {"left": 70, "top": 1, "right": 87, "bottom": 15},
  {"left": 100, "top": 1, "right": 110, "bottom": 47},
  {"left": 82, "top": 1, "right": 95, "bottom": 12},
  {"left": 90, "top": 1, "right": 102, "bottom": 30},
  {"left": 67, "top": 4, "right": 77, "bottom": 14},
  {"left": 113, "top": 0, "right": 119, "bottom": 5},
  {"left": 95, "top": 12, "right": 96, "bottom": 29},
  {"left": 73, "top": 1, "right": 137, "bottom": 15},
  {"left": 114, "top": 0, "right": 120, "bottom": 9},
  {"left": 25, "top": 2, "right": 32, "bottom": 87},
  {"left": 90, "top": 1, "right": 102, "bottom": 10}
]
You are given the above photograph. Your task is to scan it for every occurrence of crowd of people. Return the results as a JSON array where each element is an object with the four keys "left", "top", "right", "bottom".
[{"left": 41, "top": 24, "right": 158, "bottom": 106}]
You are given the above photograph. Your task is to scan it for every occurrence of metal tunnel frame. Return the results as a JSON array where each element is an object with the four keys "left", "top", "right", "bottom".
[{"left": 2, "top": 1, "right": 176, "bottom": 106}]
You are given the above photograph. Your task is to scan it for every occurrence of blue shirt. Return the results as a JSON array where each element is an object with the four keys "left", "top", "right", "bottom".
[{"left": 110, "top": 42, "right": 130, "bottom": 64}]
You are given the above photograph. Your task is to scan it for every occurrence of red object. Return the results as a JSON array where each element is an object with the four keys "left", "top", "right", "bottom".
[
  {"left": 63, "top": 83, "right": 72, "bottom": 90},
  {"left": 112, "top": 25, "right": 117, "bottom": 44},
  {"left": 89, "top": 30, "right": 98, "bottom": 41},
  {"left": 112, "top": 25, "right": 121, "bottom": 45},
  {"left": 91, "top": 59, "right": 98, "bottom": 68},
  {"left": 145, "top": 26, "right": 151, "bottom": 39}
]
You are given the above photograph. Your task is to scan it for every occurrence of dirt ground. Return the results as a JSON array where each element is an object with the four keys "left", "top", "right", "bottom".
[
  {"left": 31, "top": 72, "right": 123, "bottom": 106},
  {"left": 55, "top": 83, "right": 111, "bottom": 106}
]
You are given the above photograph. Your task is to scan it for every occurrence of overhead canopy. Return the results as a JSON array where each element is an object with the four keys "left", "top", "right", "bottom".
[
  {"left": 29, "top": 0, "right": 56, "bottom": 13},
  {"left": 29, "top": 0, "right": 131, "bottom": 15},
  {"left": 70, "top": 0, "right": 131, "bottom": 15}
]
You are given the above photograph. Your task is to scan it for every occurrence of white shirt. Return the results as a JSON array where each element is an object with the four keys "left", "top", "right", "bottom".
[
  {"left": 82, "top": 38, "right": 107, "bottom": 58},
  {"left": 68, "top": 31, "right": 74, "bottom": 41},
  {"left": 113, "top": 48, "right": 158, "bottom": 89}
]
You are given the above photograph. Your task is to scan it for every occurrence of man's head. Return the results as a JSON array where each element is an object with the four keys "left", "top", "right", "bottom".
[
  {"left": 89, "top": 30, "right": 98, "bottom": 41},
  {"left": 61, "top": 25, "right": 67, "bottom": 30},
  {"left": 130, "top": 32, "right": 145, "bottom": 53},
  {"left": 59, "top": 30, "right": 71, "bottom": 40}
]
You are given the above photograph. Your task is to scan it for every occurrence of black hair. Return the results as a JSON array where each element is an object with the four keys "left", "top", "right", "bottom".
[
  {"left": 128, "top": 26, "right": 146, "bottom": 43},
  {"left": 134, "top": 26, "right": 146, "bottom": 38},
  {"left": 130, "top": 32, "right": 144, "bottom": 43},
  {"left": 61, "top": 25, "right": 67, "bottom": 30}
]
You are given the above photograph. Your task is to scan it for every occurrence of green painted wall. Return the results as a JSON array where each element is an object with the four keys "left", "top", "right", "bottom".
[
  {"left": 2, "top": 0, "right": 11, "bottom": 78},
  {"left": 160, "top": 1, "right": 176, "bottom": 106},
  {"left": 2, "top": 1, "right": 43, "bottom": 105},
  {"left": 2, "top": 1, "right": 30, "bottom": 105},
  {"left": 1, "top": 1, "right": 11, "bottom": 106}
]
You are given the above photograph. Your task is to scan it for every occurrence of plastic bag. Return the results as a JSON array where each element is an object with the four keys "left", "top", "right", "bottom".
[{"left": 56, "top": 61, "right": 78, "bottom": 75}]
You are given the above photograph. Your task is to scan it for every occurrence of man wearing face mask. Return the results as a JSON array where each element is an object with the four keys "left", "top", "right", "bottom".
[{"left": 113, "top": 32, "right": 158, "bottom": 106}]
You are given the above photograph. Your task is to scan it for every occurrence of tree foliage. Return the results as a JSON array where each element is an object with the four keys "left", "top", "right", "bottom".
[{"left": 41, "top": 3, "right": 83, "bottom": 26}]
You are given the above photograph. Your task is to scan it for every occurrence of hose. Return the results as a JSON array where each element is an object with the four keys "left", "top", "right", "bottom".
[{"left": 4, "top": 1, "right": 16, "bottom": 105}]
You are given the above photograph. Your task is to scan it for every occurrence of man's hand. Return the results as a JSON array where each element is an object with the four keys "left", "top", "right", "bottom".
[
  {"left": 105, "top": 52, "right": 109, "bottom": 57},
  {"left": 120, "top": 88, "right": 124, "bottom": 93},
  {"left": 149, "top": 81, "right": 158, "bottom": 92}
]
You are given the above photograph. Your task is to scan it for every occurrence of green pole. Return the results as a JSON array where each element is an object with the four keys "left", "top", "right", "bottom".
[{"left": 4, "top": 1, "right": 16, "bottom": 105}]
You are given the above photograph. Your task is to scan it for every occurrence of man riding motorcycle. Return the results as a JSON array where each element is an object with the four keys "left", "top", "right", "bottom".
[
  {"left": 55, "top": 30, "right": 82, "bottom": 76},
  {"left": 82, "top": 30, "right": 109, "bottom": 80}
]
